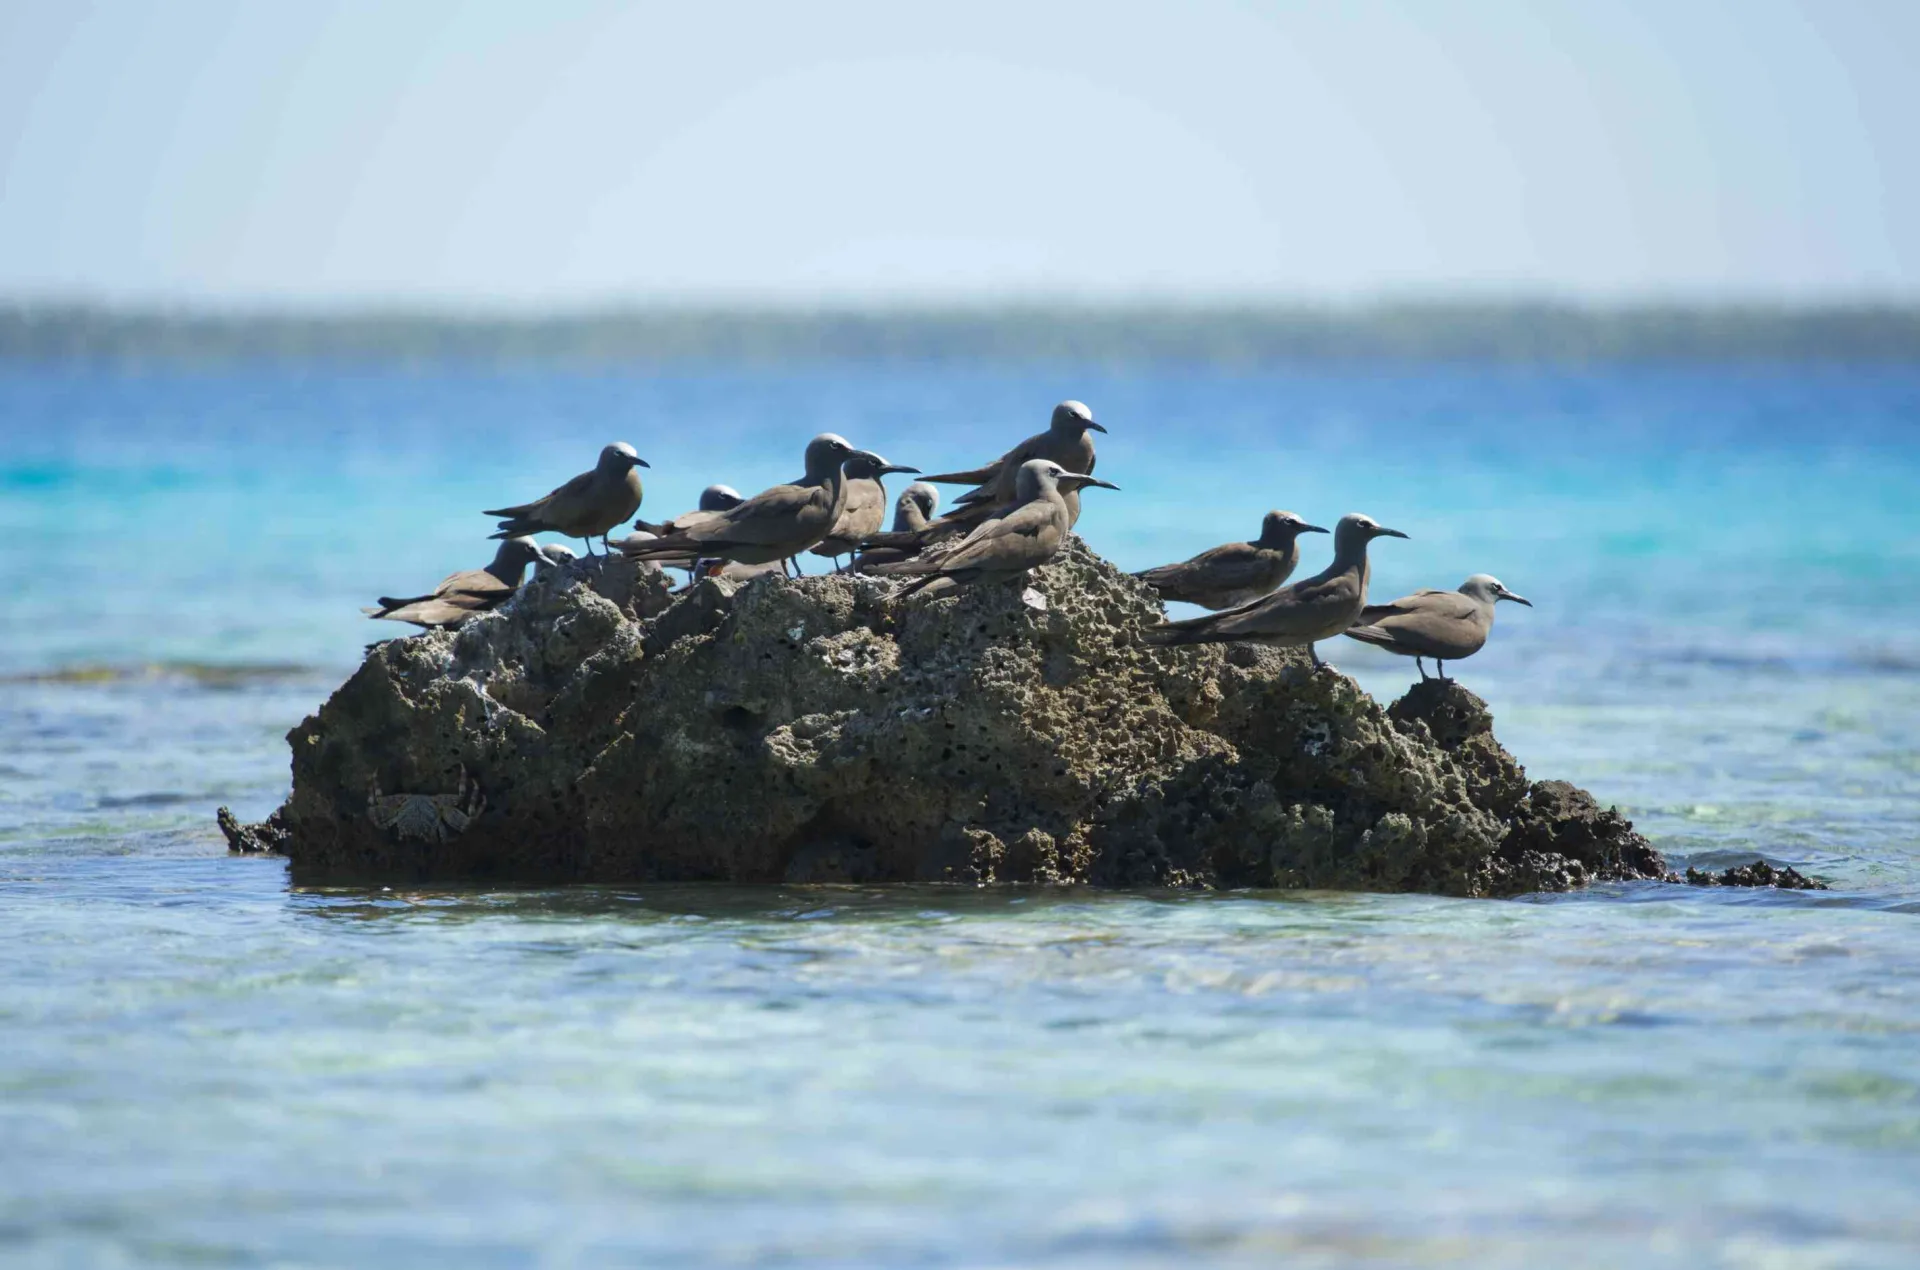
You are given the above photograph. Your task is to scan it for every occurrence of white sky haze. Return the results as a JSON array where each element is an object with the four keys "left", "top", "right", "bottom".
[{"left": 1, "top": 0, "right": 1914, "bottom": 303}]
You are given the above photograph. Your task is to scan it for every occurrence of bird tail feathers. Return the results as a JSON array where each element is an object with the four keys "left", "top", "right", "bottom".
[
  {"left": 918, "top": 465, "right": 997, "bottom": 487},
  {"left": 1340, "top": 624, "right": 1395, "bottom": 648}
]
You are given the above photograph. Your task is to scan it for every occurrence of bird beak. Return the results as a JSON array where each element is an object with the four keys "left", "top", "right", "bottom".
[
  {"left": 1061, "top": 474, "right": 1119, "bottom": 491},
  {"left": 1377, "top": 527, "right": 1410, "bottom": 539},
  {"left": 1301, "top": 523, "right": 1330, "bottom": 534},
  {"left": 1503, "top": 592, "right": 1533, "bottom": 607},
  {"left": 1086, "top": 420, "right": 1108, "bottom": 434},
  {"left": 878, "top": 463, "right": 921, "bottom": 477}
]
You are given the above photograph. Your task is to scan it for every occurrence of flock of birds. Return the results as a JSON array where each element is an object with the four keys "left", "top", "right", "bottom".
[{"left": 366, "top": 400, "right": 1531, "bottom": 680}]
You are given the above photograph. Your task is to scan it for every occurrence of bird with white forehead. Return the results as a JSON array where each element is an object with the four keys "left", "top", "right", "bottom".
[
  {"left": 867, "top": 457, "right": 1118, "bottom": 597},
  {"left": 1133, "top": 510, "right": 1329, "bottom": 611},
  {"left": 1142, "top": 513, "right": 1409, "bottom": 667},
  {"left": 484, "top": 442, "right": 649, "bottom": 556},
  {"left": 617, "top": 434, "right": 913, "bottom": 574},
  {"left": 1344, "top": 574, "right": 1532, "bottom": 681}
]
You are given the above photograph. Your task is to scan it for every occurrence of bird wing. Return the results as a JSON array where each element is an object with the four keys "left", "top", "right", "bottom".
[
  {"left": 627, "top": 482, "right": 832, "bottom": 554},
  {"left": 927, "top": 500, "right": 1000, "bottom": 530},
  {"left": 483, "top": 469, "right": 594, "bottom": 521},
  {"left": 869, "top": 499, "right": 1034, "bottom": 576},
  {"left": 1135, "top": 544, "right": 1270, "bottom": 593},
  {"left": 1359, "top": 590, "right": 1476, "bottom": 626},
  {"left": 369, "top": 569, "right": 506, "bottom": 614},
  {"left": 927, "top": 432, "right": 1047, "bottom": 500},
  {"left": 701, "top": 483, "right": 832, "bottom": 546},
  {"left": 368, "top": 592, "right": 494, "bottom": 628},
  {"left": 438, "top": 569, "right": 513, "bottom": 601},
  {"left": 658, "top": 508, "right": 724, "bottom": 535},
  {"left": 919, "top": 461, "right": 1002, "bottom": 488},
  {"left": 1350, "top": 592, "right": 1489, "bottom": 659},
  {"left": 923, "top": 501, "right": 1059, "bottom": 576},
  {"left": 1200, "top": 568, "right": 1362, "bottom": 641}
]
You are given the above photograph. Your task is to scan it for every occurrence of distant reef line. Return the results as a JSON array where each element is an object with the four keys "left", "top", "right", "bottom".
[{"left": 4, "top": 300, "right": 1919, "bottom": 364}]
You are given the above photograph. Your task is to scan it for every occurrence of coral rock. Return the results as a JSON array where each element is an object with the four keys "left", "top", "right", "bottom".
[{"left": 233, "top": 542, "right": 1691, "bottom": 895}]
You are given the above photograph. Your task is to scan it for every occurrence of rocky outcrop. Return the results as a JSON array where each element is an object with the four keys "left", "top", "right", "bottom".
[
  {"left": 222, "top": 541, "right": 1706, "bottom": 895},
  {"left": 1685, "top": 859, "right": 1823, "bottom": 890}
]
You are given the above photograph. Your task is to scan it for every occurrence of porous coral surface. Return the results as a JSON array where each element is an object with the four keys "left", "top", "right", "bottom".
[{"left": 239, "top": 542, "right": 1668, "bottom": 894}]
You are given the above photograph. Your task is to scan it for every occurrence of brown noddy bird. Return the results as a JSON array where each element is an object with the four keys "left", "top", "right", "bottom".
[
  {"left": 1141, "top": 513, "right": 1410, "bottom": 667},
  {"left": 850, "top": 483, "right": 941, "bottom": 572},
  {"left": 485, "top": 442, "right": 649, "bottom": 555},
  {"left": 363, "top": 537, "right": 545, "bottom": 630},
  {"left": 632, "top": 484, "right": 744, "bottom": 537},
  {"left": 917, "top": 400, "right": 1105, "bottom": 532},
  {"left": 892, "top": 482, "right": 940, "bottom": 533},
  {"left": 810, "top": 454, "right": 923, "bottom": 567},
  {"left": 1343, "top": 574, "right": 1532, "bottom": 681},
  {"left": 622, "top": 484, "right": 745, "bottom": 574},
  {"left": 617, "top": 434, "right": 911, "bottom": 568},
  {"left": 852, "top": 414, "right": 1108, "bottom": 565},
  {"left": 866, "top": 458, "right": 1118, "bottom": 596},
  {"left": 1133, "top": 511, "right": 1329, "bottom": 611}
]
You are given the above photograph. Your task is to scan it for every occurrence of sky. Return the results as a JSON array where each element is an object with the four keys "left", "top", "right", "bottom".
[{"left": 0, "top": 0, "right": 1915, "bottom": 304}]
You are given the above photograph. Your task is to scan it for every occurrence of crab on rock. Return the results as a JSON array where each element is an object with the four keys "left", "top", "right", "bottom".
[{"left": 365, "top": 768, "right": 486, "bottom": 844}]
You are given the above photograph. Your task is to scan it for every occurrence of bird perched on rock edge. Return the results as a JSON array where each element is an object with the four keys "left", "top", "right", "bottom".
[
  {"left": 1141, "top": 513, "right": 1408, "bottom": 667},
  {"left": 1133, "top": 510, "right": 1327, "bottom": 611},
  {"left": 866, "top": 458, "right": 1118, "bottom": 596},
  {"left": 616, "top": 434, "right": 911, "bottom": 572},
  {"left": 485, "top": 442, "right": 649, "bottom": 556},
  {"left": 1343, "top": 574, "right": 1531, "bottom": 680},
  {"left": 363, "top": 537, "right": 546, "bottom": 630}
]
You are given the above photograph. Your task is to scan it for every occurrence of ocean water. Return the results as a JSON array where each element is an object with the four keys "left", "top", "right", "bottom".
[{"left": 3, "top": 358, "right": 1919, "bottom": 1266}]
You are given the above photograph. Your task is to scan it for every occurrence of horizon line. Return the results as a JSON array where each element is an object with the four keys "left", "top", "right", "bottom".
[{"left": 7, "top": 292, "right": 1920, "bottom": 318}]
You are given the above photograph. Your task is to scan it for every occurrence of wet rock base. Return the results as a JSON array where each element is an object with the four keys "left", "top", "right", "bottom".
[{"left": 218, "top": 542, "right": 1821, "bottom": 895}]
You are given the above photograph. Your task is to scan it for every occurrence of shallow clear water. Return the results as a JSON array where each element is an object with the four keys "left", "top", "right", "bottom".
[{"left": 3, "top": 360, "right": 1919, "bottom": 1266}]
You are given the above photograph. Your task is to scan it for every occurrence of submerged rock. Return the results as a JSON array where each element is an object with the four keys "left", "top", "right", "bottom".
[
  {"left": 222, "top": 541, "right": 1795, "bottom": 895},
  {"left": 1685, "top": 860, "right": 1826, "bottom": 890}
]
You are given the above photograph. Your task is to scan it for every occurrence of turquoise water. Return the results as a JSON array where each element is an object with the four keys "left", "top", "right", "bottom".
[{"left": 4, "top": 361, "right": 1920, "bottom": 1266}]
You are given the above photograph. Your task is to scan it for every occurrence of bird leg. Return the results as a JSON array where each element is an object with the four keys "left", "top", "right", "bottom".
[
  {"left": 1436, "top": 661, "right": 1449, "bottom": 682},
  {"left": 1308, "top": 644, "right": 1323, "bottom": 668},
  {"left": 1417, "top": 657, "right": 1430, "bottom": 681},
  {"left": 792, "top": 556, "right": 807, "bottom": 577}
]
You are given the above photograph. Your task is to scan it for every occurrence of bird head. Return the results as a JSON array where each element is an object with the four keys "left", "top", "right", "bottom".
[
  {"left": 1051, "top": 400, "right": 1106, "bottom": 435},
  {"left": 803, "top": 434, "right": 857, "bottom": 478},
  {"left": 496, "top": 536, "right": 546, "bottom": 571},
  {"left": 698, "top": 484, "right": 743, "bottom": 512},
  {"left": 1259, "top": 510, "right": 1329, "bottom": 544},
  {"left": 1463, "top": 574, "right": 1531, "bottom": 606},
  {"left": 1334, "top": 513, "right": 1410, "bottom": 554},
  {"left": 1017, "top": 459, "right": 1119, "bottom": 499},
  {"left": 599, "top": 442, "right": 650, "bottom": 471},
  {"left": 843, "top": 452, "right": 922, "bottom": 480}
]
